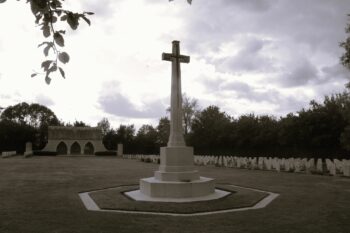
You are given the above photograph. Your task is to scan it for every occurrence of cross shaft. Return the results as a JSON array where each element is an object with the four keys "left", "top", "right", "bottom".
[{"left": 162, "top": 41, "right": 190, "bottom": 147}]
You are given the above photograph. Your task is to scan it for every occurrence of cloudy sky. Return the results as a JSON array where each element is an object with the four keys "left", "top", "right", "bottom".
[{"left": 0, "top": 0, "right": 350, "bottom": 129}]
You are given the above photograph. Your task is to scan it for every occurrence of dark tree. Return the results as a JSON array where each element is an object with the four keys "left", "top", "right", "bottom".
[
  {"left": 341, "top": 14, "right": 350, "bottom": 70},
  {"left": 97, "top": 118, "right": 111, "bottom": 136},
  {"left": 0, "top": 102, "right": 60, "bottom": 127},
  {"left": 182, "top": 94, "right": 200, "bottom": 136},
  {"left": 0, "top": 102, "right": 60, "bottom": 151},
  {"left": 156, "top": 117, "right": 170, "bottom": 146},
  {"left": 73, "top": 120, "right": 89, "bottom": 127},
  {"left": 0, "top": 120, "right": 36, "bottom": 153},
  {"left": 134, "top": 125, "right": 159, "bottom": 154},
  {"left": 189, "top": 105, "right": 232, "bottom": 154}
]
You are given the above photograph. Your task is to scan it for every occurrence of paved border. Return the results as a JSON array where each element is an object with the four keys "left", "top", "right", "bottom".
[{"left": 79, "top": 184, "right": 279, "bottom": 216}]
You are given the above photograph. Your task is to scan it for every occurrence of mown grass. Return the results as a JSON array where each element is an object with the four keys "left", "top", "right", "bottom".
[{"left": 0, "top": 156, "right": 349, "bottom": 233}]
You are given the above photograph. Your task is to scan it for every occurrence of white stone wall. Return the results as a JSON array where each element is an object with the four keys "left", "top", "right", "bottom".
[{"left": 42, "top": 139, "right": 105, "bottom": 155}]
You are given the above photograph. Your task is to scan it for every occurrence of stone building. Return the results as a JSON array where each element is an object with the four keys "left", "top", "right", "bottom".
[{"left": 42, "top": 126, "right": 105, "bottom": 155}]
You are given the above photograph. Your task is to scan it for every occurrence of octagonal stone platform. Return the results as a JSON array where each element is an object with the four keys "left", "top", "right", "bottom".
[{"left": 79, "top": 184, "right": 279, "bottom": 216}]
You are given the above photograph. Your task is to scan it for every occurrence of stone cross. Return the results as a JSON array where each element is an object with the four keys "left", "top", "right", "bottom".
[{"left": 162, "top": 40, "right": 190, "bottom": 147}]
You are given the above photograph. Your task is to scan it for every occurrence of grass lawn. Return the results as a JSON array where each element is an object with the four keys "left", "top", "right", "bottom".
[{"left": 0, "top": 156, "right": 349, "bottom": 233}]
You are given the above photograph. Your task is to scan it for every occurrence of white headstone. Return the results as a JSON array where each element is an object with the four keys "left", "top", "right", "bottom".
[
  {"left": 117, "top": 143, "right": 123, "bottom": 156},
  {"left": 334, "top": 159, "right": 342, "bottom": 174},
  {"left": 343, "top": 160, "right": 350, "bottom": 177},
  {"left": 251, "top": 157, "right": 257, "bottom": 169},
  {"left": 329, "top": 161, "right": 336, "bottom": 176},
  {"left": 24, "top": 142, "right": 33, "bottom": 157},
  {"left": 285, "top": 159, "right": 290, "bottom": 172},
  {"left": 325, "top": 159, "right": 332, "bottom": 173},
  {"left": 265, "top": 157, "right": 272, "bottom": 170},
  {"left": 275, "top": 158, "right": 281, "bottom": 172},
  {"left": 258, "top": 157, "right": 264, "bottom": 170},
  {"left": 237, "top": 157, "right": 242, "bottom": 168},
  {"left": 306, "top": 158, "right": 315, "bottom": 173},
  {"left": 294, "top": 158, "right": 301, "bottom": 173},
  {"left": 316, "top": 159, "right": 323, "bottom": 173}
]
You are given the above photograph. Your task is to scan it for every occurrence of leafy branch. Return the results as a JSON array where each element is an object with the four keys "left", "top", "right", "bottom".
[
  {"left": 0, "top": 0, "right": 93, "bottom": 84},
  {"left": 0, "top": 0, "right": 192, "bottom": 84}
]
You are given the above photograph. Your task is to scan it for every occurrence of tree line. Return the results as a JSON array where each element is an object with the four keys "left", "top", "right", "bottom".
[
  {"left": 108, "top": 91, "right": 350, "bottom": 159},
  {"left": 2, "top": 90, "right": 350, "bottom": 159}
]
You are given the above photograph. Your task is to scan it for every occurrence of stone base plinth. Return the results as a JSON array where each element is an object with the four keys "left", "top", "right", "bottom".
[
  {"left": 134, "top": 146, "right": 221, "bottom": 202},
  {"left": 139, "top": 177, "right": 215, "bottom": 198},
  {"left": 154, "top": 170, "right": 199, "bottom": 182}
]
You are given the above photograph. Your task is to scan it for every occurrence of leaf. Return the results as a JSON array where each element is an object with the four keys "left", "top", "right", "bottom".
[
  {"left": 43, "top": 44, "right": 52, "bottom": 56},
  {"left": 81, "top": 15, "right": 91, "bottom": 26},
  {"left": 58, "top": 52, "right": 70, "bottom": 64},
  {"left": 48, "top": 63, "right": 57, "bottom": 72},
  {"left": 85, "top": 12, "right": 94, "bottom": 15},
  {"left": 31, "top": 73, "right": 37, "bottom": 78},
  {"left": 0, "top": 0, "right": 7, "bottom": 3},
  {"left": 51, "top": 16, "right": 57, "bottom": 23},
  {"left": 67, "top": 13, "right": 79, "bottom": 30},
  {"left": 58, "top": 67, "right": 65, "bottom": 79},
  {"left": 54, "top": 32, "right": 64, "bottom": 47},
  {"left": 56, "top": 10, "right": 62, "bottom": 17},
  {"left": 41, "top": 60, "right": 53, "bottom": 71},
  {"left": 38, "top": 41, "right": 49, "bottom": 48},
  {"left": 60, "top": 15, "right": 68, "bottom": 21},
  {"left": 42, "top": 25, "right": 50, "bottom": 38},
  {"left": 45, "top": 75, "right": 51, "bottom": 85},
  {"left": 35, "top": 14, "right": 42, "bottom": 24}
]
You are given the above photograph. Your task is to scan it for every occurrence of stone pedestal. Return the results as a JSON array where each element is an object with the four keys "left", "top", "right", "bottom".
[
  {"left": 125, "top": 146, "right": 228, "bottom": 202},
  {"left": 138, "top": 146, "right": 215, "bottom": 198}
]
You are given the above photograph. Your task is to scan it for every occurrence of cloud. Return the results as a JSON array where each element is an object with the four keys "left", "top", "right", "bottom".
[
  {"left": 183, "top": 0, "right": 350, "bottom": 91},
  {"left": 278, "top": 58, "right": 319, "bottom": 87},
  {"left": 221, "top": 81, "right": 280, "bottom": 103},
  {"left": 217, "top": 80, "right": 310, "bottom": 115},
  {"left": 97, "top": 81, "right": 167, "bottom": 119},
  {"left": 79, "top": 0, "right": 119, "bottom": 18},
  {"left": 321, "top": 63, "right": 350, "bottom": 82},
  {"left": 214, "top": 37, "right": 274, "bottom": 73},
  {"left": 35, "top": 94, "right": 54, "bottom": 107},
  {"left": 98, "top": 93, "right": 166, "bottom": 119}
]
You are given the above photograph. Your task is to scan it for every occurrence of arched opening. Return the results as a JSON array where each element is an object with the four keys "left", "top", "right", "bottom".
[
  {"left": 84, "top": 142, "right": 94, "bottom": 155},
  {"left": 70, "top": 142, "right": 81, "bottom": 155},
  {"left": 56, "top": 142, "right": 68, "bottom": 155}
]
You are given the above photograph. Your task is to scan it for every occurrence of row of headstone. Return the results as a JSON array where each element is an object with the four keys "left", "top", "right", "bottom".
[
  {"left": 121, "top": 154, "right": 350, "bottom": 177},
  {"left": 123, "top": 154, "right": 160, "bottom": 163},
  {"left": 1, "top": 151, "right": 17, "bottom": 158},
  {"left": 193, "top": 155, "right": 350, "bottom": 177}
]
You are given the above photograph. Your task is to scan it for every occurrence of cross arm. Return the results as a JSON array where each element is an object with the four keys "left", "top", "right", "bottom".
[
  {"left": 179, "top": 55, "right": 190, "bottom": 63},
  {"left": 162, "top": 53, "right": 190, "bottom": 63},
  {"left": 162, "top": 53, "right": 172, "bottom": 61}
]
